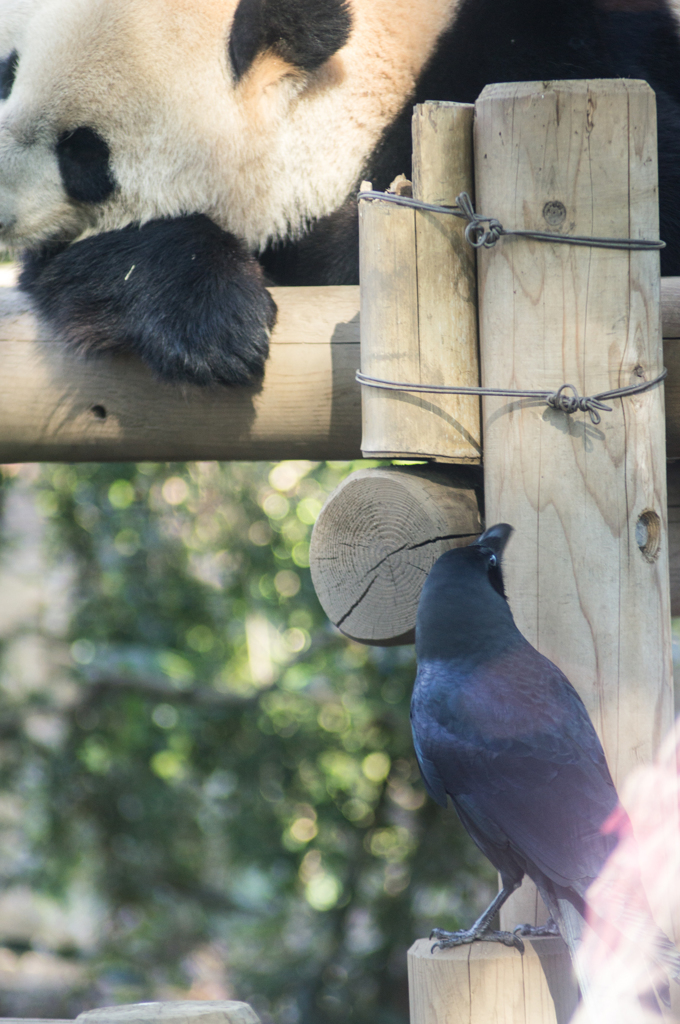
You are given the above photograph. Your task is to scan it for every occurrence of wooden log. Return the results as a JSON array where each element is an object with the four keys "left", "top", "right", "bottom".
[
  {"left": 475, "top": 79, "right": 673, "bottom": 935},
  {"left": 309, "top": 465, "right": 482, "bottom": 645},
  {"left": 359, "top": 101, "right": 481, "bottom": 464},
  {"left": 2, "top": 271, "right": 680, "bottom": 463},
  {"left": 407, "top": 938, "right": 577, "bottom": 1024},
  {"left": 0, "top": 284, "right": 361, "bottom": 463}
]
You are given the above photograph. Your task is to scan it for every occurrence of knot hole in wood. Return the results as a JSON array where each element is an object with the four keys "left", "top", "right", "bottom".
[
  {"left": 542, "top": 200, "right": 567, "bottom": 228},
  {"left": 636, "top": 509, "right": 662, "bottom": 562}
]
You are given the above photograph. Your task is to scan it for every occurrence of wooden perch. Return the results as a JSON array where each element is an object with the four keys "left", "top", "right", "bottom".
[
  {"left": 407, "top": 938, "right": 577, "bottom": 1024},
  {"left": 1, "top": 273, "right": 680, "bottom": 463},
  {"left": 0, "top": 284, "right": 361, "bottom": 463},
  {"left": 3, "top": 272, "right": 680, "bottom": 463}
]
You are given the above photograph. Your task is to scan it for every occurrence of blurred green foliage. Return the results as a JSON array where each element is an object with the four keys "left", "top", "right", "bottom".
[{"left": 0, "top": 461, "right": 493, "bottom": 1024}]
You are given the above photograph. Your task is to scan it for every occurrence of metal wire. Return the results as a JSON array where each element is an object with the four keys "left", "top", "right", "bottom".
[
  {"left": 355, "top": 369, "right": 668, "bottom": 426},
  {"left": 358, "top": 190, "right": 665, "bottom": 252}
]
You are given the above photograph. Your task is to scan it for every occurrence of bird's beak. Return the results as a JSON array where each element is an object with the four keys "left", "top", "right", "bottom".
[{"left": 475, "top": 523, "right": 514, "bottom": 555}]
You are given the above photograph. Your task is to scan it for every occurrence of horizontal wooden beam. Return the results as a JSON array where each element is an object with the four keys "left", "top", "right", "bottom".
[
  {"left": 2, "top": 274, "right": 680, "bottom": 464},
  {"left": 0, "top": 281, "right": 362, "bottom": 463}
]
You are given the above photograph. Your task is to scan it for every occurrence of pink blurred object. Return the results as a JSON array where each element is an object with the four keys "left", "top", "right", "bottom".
[{"left": 574, "top": 722, "right": 680, "bottom": 1021}]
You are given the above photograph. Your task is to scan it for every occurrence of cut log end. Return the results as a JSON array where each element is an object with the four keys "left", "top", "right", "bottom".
[{"left": 309, "top": 466, "right": 482, "bottom": 646}]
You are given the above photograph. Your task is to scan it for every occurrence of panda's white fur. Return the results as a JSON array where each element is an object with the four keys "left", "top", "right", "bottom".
[{"left": 0, "top": 0, "right": 457, "bottom": 250}]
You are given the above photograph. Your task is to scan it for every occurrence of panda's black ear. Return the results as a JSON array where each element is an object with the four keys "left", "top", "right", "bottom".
[{"left": 229, "top": 0, "right": 351, "bottom": 81}]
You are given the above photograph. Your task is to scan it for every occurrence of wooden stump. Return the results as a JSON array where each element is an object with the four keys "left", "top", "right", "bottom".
[
  {"left": 309, "top": 466, "right": 481, "bottom": 645},
  {"left": 407, "top": 938, "right": 578, "bottom": 1024},
  {"left": 475, "top": 79, "right": 673, "bottom": 931},
  {"left": 359, "top": 101, "right": 480, "bottom": 463}
]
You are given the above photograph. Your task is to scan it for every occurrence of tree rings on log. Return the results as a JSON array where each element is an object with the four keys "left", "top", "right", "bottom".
[{"left": 309, "top": 466, "right": 482, "bottom": 645}]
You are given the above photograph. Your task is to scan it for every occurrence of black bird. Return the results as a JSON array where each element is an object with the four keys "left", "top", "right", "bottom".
[{"left": 410, "top": 524, "right": 680, "bottom": 1000}]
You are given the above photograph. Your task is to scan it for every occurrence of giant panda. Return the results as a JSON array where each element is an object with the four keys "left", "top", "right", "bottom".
[{"left": 1, "top": 0, "right": 680, "bottom": 386}]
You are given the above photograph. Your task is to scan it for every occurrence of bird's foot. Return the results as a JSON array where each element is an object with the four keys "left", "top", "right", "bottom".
[
  {"left": 430, "top": 926, "right": 524, "bottom": 955},
  {"left": 513, "top": 917, "right": 560, "bottom": 938}
]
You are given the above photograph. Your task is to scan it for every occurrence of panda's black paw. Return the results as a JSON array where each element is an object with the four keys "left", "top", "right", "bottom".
[{"left": 19, "top": 215, "right": 277, "bottom": 387}]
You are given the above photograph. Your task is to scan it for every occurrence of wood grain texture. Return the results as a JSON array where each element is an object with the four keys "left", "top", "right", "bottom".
[
  {"left": 360, "top": 102, "right": 481, "bottom": 463},
  {"left": 476, "top": 80, "right": 673, "bottom": 931},
  {"left": 2, "top": 273, "right": 680, "bottom": 463},
  {"left": 309, "top": 466, "right": 481, "bottom": 644},
  {"left": 407, "top": 938, "right": 577, "bottom": 1024},
  {"left": 0, "top": 286, "right": 361, "bottom": 463}
]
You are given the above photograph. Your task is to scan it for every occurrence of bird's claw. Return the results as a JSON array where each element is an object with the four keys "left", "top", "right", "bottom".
[
  {"left": 499, "top": 929, "right": 525, "bottom": 953},
  {"left": 513, "top": 918, "right": 560, "bottom": 939},
  {"left": 429, "top": 927, "right": 524, "bottom": 955}
]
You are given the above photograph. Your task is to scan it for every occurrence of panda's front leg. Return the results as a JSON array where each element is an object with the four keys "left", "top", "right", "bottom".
[{"left": 19, "top": 214, "right": 277, "bottom": 387}]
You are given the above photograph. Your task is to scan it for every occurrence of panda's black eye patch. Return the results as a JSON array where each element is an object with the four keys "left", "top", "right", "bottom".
[
  {"left": 56, "top": 126, "right": 116, "bottom": 204},
  {"left": 0, "top": 51, "right": 18, "bottom": 101}
]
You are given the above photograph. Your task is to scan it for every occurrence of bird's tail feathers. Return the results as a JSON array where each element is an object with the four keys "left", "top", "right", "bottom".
[{"left": 548, "top": 895, "right": 593, "bottom": 1006}]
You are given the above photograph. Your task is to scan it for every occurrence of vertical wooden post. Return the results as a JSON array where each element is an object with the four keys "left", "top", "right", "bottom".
[
  {"left": 359, "top": 101, "right": 480, "bottom": 462},
  {"left": 408, "top": 939, "right": 577, "bottom": 1024},
  {"left": 475, "top": 79, "right": 673, "bottom": 931}
]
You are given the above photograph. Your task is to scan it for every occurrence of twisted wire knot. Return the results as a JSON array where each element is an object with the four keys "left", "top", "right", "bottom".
[
  {"left": 456, "top": 193, "right": 505, "bottom": 248},
  {"left": 546, "top": 384, "right": 612, "bottom": 425}
]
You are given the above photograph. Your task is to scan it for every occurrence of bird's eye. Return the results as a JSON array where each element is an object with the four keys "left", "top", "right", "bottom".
[{"left": 488, "top": 554, "right": 497, "bottom": 568}]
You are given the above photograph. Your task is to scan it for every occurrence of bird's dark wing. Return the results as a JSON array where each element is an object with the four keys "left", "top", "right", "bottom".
[
  {"left": 411, "top": 641, "right": 618, "bottom": 890},
  {"left": 411, "top": 729, "right": 448, "bottom": 807}
]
